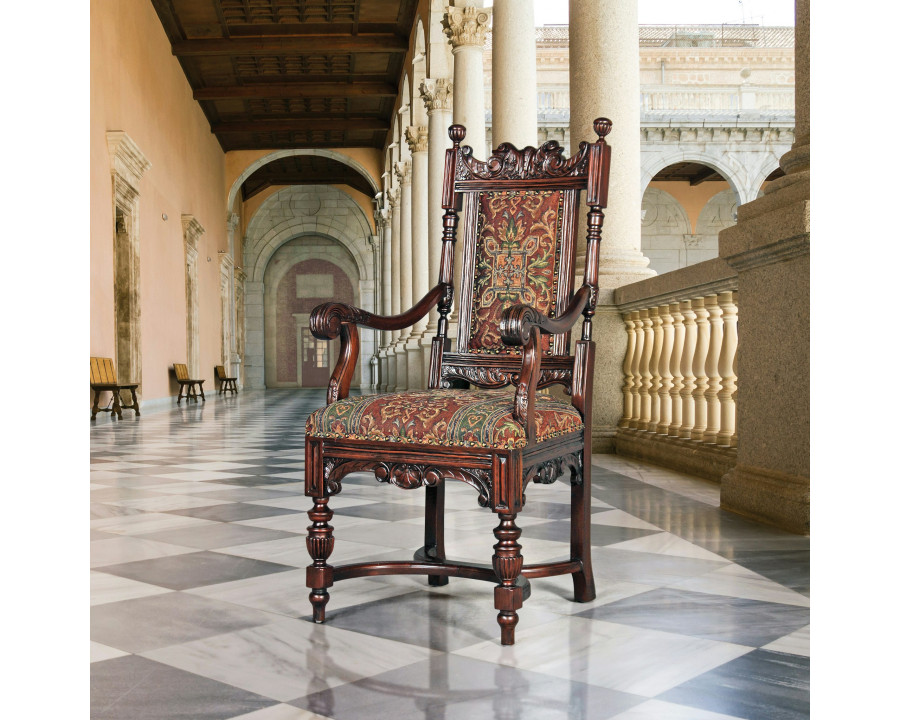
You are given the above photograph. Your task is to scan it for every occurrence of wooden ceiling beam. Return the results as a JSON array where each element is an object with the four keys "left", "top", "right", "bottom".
[
  {"left": 195, "top": 82, "right": 395, "bottom": 100},
  {"left": 689, "top": 166, "right": 722, "bottom": 185},
  {"left": 212, "top": 118, "right": 389, "bottom": 133},
  {"left": 172, "top": 35, "right": 407, "bottom": 56}
]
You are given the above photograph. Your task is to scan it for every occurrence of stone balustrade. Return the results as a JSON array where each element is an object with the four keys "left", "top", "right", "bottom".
[
  {"left": 613, "top": 259, "right": 739, "bottom": 481},
  {"left": 640, "top": 85, "right": 794, "bottom": 113}
]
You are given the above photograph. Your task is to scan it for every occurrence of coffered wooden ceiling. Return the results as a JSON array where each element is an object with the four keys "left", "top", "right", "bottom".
[{"left": 151, "top": 0, "right": 417, "bottom": 152}]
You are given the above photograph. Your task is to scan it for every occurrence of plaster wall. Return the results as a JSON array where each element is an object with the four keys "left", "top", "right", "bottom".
[{"left": 91, "top": 0, "right": 226, "bottom": 401}]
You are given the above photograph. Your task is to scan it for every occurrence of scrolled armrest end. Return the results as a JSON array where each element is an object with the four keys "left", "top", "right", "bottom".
[
  {"left": 500, "top": 304, "right": 542, "bottom": 347},
  {"left": 310, "top": 302, "right": 369, "bottom": 339}
]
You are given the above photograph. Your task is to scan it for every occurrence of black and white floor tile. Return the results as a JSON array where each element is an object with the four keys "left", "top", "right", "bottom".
[{"left": 91, "top": 390, "right": 809, "bottom": 720}]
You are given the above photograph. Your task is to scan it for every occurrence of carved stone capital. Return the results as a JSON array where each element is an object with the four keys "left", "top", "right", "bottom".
[
  {"left": 442, "top": 5, "right": 491, "bottom": 49},
  {"left": 226, "top": 212, "right": 240, "bottom": 233},
  {"left": 405, "top": 125, "right": 428, "bottom": 154},
  {"left": 393, "top": 160, "right": 411, "bottom": 185},
  {"left": 420, "top": 78, "right": 453, "bottom": 114},
  {"left": 387, "top": 187, "right": 401, "bottom": 208}
]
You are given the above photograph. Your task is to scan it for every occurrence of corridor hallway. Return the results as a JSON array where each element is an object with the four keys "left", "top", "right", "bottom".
[{"left": 91, "top": 390, "right": 809, "bottom": 720}]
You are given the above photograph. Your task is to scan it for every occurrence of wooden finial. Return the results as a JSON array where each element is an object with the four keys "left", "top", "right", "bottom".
[
  {"left": 593, "top": 118, "right": 612, "bottom": 139},
  {"left": 448, "top": 124, "right": 466, "bottom": 146}
]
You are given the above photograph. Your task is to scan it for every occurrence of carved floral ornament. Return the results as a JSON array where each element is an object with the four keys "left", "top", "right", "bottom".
[{"left": 442, "top": 5, "right": 491, "bottom": 48}]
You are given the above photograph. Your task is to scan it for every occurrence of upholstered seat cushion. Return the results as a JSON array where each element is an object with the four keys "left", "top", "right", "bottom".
[{"left": 306, "top": 389, "right": 583, "bottom": 450}]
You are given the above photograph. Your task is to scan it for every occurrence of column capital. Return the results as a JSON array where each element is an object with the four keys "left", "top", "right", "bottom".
[
  {"left": 387, "top": 187, "right": 401, "bottom": 208},
  {"left": 442, "top": 5, "right": 491, "bottom": 49},
  {"left": 393, "top": 160, "right": 411, "bottom": 185},
  {"left": 405, "top": 125, "right": 429, "bottom": 154},
  {"left": 226, "top": 212, "right": 240, "bottom": 232},
  {"left": 420, "top": 78, "right": 453, "bottom": 114}
]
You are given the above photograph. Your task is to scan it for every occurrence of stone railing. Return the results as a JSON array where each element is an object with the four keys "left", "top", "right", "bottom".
[
  {"left": 613, "top": 259, "right": 738, "bottom": 481},
  {"left": 640, "top": 85, "right": 794, "bottom": 113}
]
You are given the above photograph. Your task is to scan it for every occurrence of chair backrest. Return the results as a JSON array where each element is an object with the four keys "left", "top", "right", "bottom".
[
  {"left": 429, "top": 120, "right": 611, "bottom": 396},
  {"left": 174, "top": 363, "right": 190, "bottom": 381},
  {"left": 215, "top": 365, "right": 226, "bottom": 380},
  {"left": 90, "top": 357, "right": 117, "bottom": 385}
]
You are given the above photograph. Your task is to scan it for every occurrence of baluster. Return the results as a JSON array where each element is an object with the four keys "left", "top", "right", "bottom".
[
  {"left": 620, "top": 311, "right": 638, "bottom": 428},
  {"left": 657, "top": 304, "right": 675, "bottom": 435},
  {"left": 668, "top": 303, "right": 686, "bottom": 438},
  {"left": 636, "top": 308, "right": 653, "bottom": 431},
  {"left": 717, "top": 291, "right": 739, "bottom": 447},
  {"left": 627, "top": 310, "right": 645, "bottom": 428},
  {"left": 703, "top": 295, "right": 724, "bottom": 443},
  {"left": 690, "top": 298, "right": 711, "bottom": 443},
  {"left": 647, "top": 307, "right": 663, "bottom": 433},
  {"left": 679, "top": 300, "right": 697, "bottom": 440}
]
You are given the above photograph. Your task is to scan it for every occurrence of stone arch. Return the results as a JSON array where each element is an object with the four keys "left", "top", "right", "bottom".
[
  {"left": 241, "top": 185, "right": 376, "bottom": 390},
  {"left": 226, "top": 148, "right": 380, "bottom": 220},
  {"left": 748, "top": 157, "right": 784, "bottom": 200},
  {"left": 640, "top": 187, "right": 693, "bottom": 275},
  {"left": 263, "top": 238, "right": 361, "bottom": 389},
  {"left": 411, "top": 19, "right": 428, "bottom": 127},
  {"left": 641, "top": 151, "right": 747, "bottom": 206}
]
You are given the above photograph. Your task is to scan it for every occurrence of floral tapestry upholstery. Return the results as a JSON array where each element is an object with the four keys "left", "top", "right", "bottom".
[
  {"left": 306, "top": 389, "right": 583, "bottom": 450},
  {"left": 467, "top": 189, "right": 565, "bottom": 354}
]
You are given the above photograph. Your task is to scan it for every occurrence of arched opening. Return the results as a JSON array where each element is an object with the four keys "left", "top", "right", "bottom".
[
  {"left": 263, "top": 236, "right": 361, "bottom": 388},
  {"left": 642, "top": 161, "right": 739, "bottom": 273}
]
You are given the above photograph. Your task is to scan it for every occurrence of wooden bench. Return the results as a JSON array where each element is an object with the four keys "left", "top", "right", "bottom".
[
  {"left": 215, "top": 365, "right": 238, "bottom": 395},
  {"left": 174, "top": 363, "right": 206, "bottom": 404},
  {"left": 90, "top": 357, "right": 140, "bottom": 420}
]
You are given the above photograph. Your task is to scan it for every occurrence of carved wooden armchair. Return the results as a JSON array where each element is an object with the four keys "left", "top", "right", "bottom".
[{"left": 305, "top": 118, "right": 612, "bottom": 645}]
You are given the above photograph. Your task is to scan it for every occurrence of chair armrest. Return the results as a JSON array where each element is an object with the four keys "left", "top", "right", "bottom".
[
  {"left": 310, "top": 283, "right": 449, "bottom": 405},
  {"left": 499, "top": 285, "right": 591, "bottom": 443},
  {"left": 310, "top": 284, "right": 448, "bottom": 340},
  {"left": 499, "top": 285, "right": 591, "bottom": 347}
]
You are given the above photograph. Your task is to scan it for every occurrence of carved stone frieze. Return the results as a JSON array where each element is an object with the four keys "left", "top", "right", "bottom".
[{"left": 457, "top": 138, "right": 590, "bottom": 181}]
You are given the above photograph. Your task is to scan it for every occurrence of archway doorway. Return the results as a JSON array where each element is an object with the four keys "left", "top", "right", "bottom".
[{"left": 263, "top": 236, "right": 361, "bottom": 388}]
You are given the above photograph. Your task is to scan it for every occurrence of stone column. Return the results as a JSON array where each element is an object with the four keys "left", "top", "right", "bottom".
[
  {"left": 443, "top": 4, "right": 490, "bottom": 347},
  {"left": 443, "top": 3, "right": 490, "bottom": 158},
  {"left": 491, "top": 0, "right": 537, "bottom": 148},
  {"left": 569, "top": 0, "right": 654, "bottom": 451},
  {"left": 225, "top": 212, "right": 241, "bottom": 374},
  {"left": 718, "top": 0, "right": 810, "bottom": 534},
  {"left": 421, "top": 78, "right": 454, "bottom": 342},
  {"left": 405, "top": 126, "right": 430, "bottom": 390},
  {"left": 394, "top": 160, "right": 412, "bottom": 391},
  {"left": 386, "top": 188, "right": 402, "bottom": 392}
]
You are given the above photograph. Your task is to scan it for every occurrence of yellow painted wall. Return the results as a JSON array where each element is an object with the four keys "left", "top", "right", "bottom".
[{"left": 91, "top": 0, "right": 227, "bottom": 401}]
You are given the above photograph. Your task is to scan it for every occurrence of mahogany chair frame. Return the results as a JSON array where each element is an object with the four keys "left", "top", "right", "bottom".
[{"left": 305, "top": 119, "right": 612, "bottom": 645}]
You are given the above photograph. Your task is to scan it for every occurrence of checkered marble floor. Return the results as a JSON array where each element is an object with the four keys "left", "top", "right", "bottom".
[{"left": 91, "top": 389, "right": 809, "bottom": 720}]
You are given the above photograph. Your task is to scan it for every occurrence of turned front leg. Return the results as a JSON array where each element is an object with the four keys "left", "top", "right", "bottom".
[
  {"left": 306, "top": 496, "right": 335, "bottom": 623},
  {"left": 492, "top": 512, "right": 523, "bottom": 645}
]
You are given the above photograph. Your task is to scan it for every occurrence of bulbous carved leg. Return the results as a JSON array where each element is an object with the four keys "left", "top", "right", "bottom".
[
  {"left": 306, "top": 496, "right": 334, "bottom": 623},
  {"left": 492, "top": 512, "right": 523, "bottom": 646}
]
